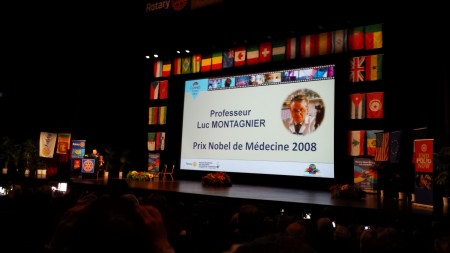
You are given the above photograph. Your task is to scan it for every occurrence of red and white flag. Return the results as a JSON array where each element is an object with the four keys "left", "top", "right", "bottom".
[
  {"left": 300, "top": 35, "right": 315, "bottom": 58},
  {"left": 349, "top": 130, "right": 365, "bottom": 156},
  {"left": 234, "top": 47, "right": 246, "bottom": 67},
  {"left": 259, "top": 42, "right": 272, "bottom": 63},
  {"left": 286, "top": 37, "right": 298, "bottom": 60},
  {"left": 366, "top": 92, "right": 384, "bottom": 118}
]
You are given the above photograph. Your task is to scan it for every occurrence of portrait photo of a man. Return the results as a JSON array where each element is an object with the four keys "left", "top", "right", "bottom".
[{"left": 282, "top": 89, "right": 324, "bottom": 135}]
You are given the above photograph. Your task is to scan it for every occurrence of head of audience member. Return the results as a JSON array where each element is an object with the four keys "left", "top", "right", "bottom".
[
  {"left": 47, "top": 193, "right": 174, "bottom": 253},
  {"left": 286, "top": 220, "right": 307, "bottom": 240},
  {"left": 236, "top": 204, "right": 266, "bottom": 236}
]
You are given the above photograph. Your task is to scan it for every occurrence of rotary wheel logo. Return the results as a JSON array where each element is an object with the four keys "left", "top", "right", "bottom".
[
  {"left": 369, "top": 99, "right": 381, "bottom": 112},
  {"left": 83, "top": 160, "right": 94, "bottom": 172},
  {"left": 172, "top": 0, "right": 188, "bottom": 11},
  {"left": 421, "top": 144, "right": 428, "bottom": 152},
  {"left": 42, "top": 147, "right": 50, "bottom": 156}
]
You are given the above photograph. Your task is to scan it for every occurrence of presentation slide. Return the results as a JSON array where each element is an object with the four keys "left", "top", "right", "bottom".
[{"left": 180, "top": 65, "right": 335, "bottom": 178}]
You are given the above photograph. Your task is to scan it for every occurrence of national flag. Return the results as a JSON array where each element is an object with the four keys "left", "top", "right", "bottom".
[
  {"left": 366, "top": 92, "right": 384, "bottom": 118},
  {"left": 148, "top": 107, "right": 158, "bottom": 125},
  {"left": 300, "top": 34, "right": 315, "bottom": 58},
  {"left": 159, "top": 80, "right": 168, "bottom": 99},
  {"left": 332, "top": 29, "right": 347, "bottom": 53},
  {"left": 365, "top": 23, "right": 383, "bottom": 50},
  {"left": 39, "top": 132, "right": 57, "bottom": 158},
  {"left": 390, "top": 130, "right": 402, "bottom": 163},
  {"left": 155, "top": 132, "right": 161, "bottom": 151},
  {"left": 286, "top": 37, "right": 298, "bottom": 60},
  {"left": 212, "top": 51, "right": 222, "bottom": 70},
  {"left": 153, "top": 60, "right": 162, "bottom": 78},
  {"left": 350, "top": 93, "right": 365, "bottom": 119},
  {"left": 147, "top": 132, "right": 156, "bottom": 151},
  {"left": 375, "top": 132, "right": 390, "bottom": 161},
  {"left": 150, "top": 81, "right": 159, "bottom": 100},
  {"left": 348, "top": 26, "right": 365, "bottom": 50},
  {"left": 222, "top": 49, "right": 234, "bottom": 68},
  {"left": 315, "top": 32, "right": 332, "bottom": 56},
  {"left": 246, "top": 45, "right": 259, "bottom": 65},
  {"left": 350, "top": 56, "right": 365, "bottom": 82},
  {"left": 56, "top": 133, "right": 71, "bottom": 155},
  {"left": 173, "top": 57, "right": 182, "bottom": 75},
  {"left": 159, "top": 132, "right": 166, "bottom": 151},
  {"left": 201, "top": 53, "right": 212, "bottom": 72},
  {"left": 259, "top": 42, "right": 272, "bottom": 63},
  {"left": 158, "top": 106, "right": 167, "bottom": 125},
  {"left": 365, "top": 54, "right": 383, "bottom": 81},
  {"left": 181, "top": 56, "right": 191, "bottom": 74},
  {"left": 272, "top": 40, "right": 286, "bottom": 61},
  {"left": 192, "top": 54, "right": 201, "bottom": 73},
  {"left": 234, "top": 47, "right": 246, "bottom": 66},
  {"left": 162, "top": 60, "right": 171, "bottom": 77},
  {"left": 366, "top": 130, "right": 382, "bottom": 156},
  {"left": 349, "top": 130, "right": 365, "bottom": 156}
]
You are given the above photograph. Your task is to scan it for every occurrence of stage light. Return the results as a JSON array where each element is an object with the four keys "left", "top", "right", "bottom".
[
  {"left": 153, "top": 54, "right": 159, "bottom": 58},
  {"left": 145, "top": 55, "right": 150, "bottom": 59},
  {"left": 176, "top": 50, "right": 181, "bottom": 54},
  {"left": 58, "top": 182, "right": 68, "bottom": 192},
  {"left": 185, "top": 49, "right": 190, "bottom": 53}
]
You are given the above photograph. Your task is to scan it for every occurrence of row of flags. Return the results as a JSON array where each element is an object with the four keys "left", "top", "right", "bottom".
[
  {"left": 148, "top": 106, "right": 167, "bottom": 125},
  {"left": 348, "top": 130, "right": 402, "bottom": 163},
  {"left": 350, "top": 92, "right": 384, "bottom": 119},
  {"left": 150, "top": 80, "right": 169, "bottom": 100},
  {"left": 153, "top": 23, "right": 383, "bottom": 78},
  {"left": 39, "top": 132, "right": 91, "bottom": 160},
  {"left": 39, "top": 132, "right": 72, "bottom": 158},
  {"left": 147, "top": 132, "right": 166, "bottom": 151},
  {"left": 349, "top": 54, "right": 383, "bottom": 82}
]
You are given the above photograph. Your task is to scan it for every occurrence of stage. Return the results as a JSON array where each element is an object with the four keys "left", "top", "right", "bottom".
[{"left": 69, "top": 177, "right": 435, "bottom": 224}]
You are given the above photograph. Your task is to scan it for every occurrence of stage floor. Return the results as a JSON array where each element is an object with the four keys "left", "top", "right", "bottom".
[{"left": 70, "top": 177, "right": 434, "bottom": 218}]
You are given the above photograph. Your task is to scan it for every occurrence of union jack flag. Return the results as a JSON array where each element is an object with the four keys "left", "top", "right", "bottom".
[{"left": 350, "top": 56, "right": 366, "bottom": 82}]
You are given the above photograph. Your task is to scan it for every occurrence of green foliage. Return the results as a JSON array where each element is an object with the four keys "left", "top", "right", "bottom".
[
  {"left": 0, "top": 136, "right": 45, "bottom": 171},
  {"left": 435, "top": 147, "right": 450, "bottom": 194},
  {"left": 0, "top": 136, "right": 21, "bottom": 169}
]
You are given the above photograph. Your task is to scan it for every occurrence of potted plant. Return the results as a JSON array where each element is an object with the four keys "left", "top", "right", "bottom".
[
  {"left": 21, "top": 138, "right": 39, "bottom": 176},
  {"left": 102, "top": 146, "right": 114, "bottom": 177},
  {"left": 0, "top": 136, "right": 21, "bottom": 176},
  {"left": 0, "top": 136, "right": 14, "bottom": 174},
  {"left": 435, "top": 147, "right": 450, "bottom": 199},
  {"left": 119, "top": 150, "right": 131, "bottom": 178}
]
